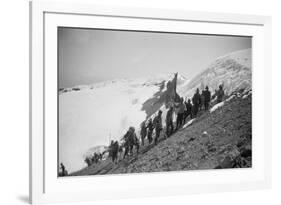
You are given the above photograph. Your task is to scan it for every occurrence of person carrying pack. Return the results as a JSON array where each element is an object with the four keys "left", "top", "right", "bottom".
[
  {"left": 123, "top": 130, "right": 131, "bottom": 159},
  {"left": 153, "top": 110, "right": 163, "bottom": 145},
  {"left": 112, "top": 141, "right": 119, "bottom": 163},
  {"left": 166, "top": 106, "right": 174, "bottom": 137},
  {"left": 203, "top": 86, "right": 211, "bottom": 110},
  {"left": 184, "top": 99, "right": 193, "bottom": 120},
  {"left": 200, "top": 90, "right": 205, "bottom": 111},
  {"left": 176, "top": 98, "right": 186, "bottom": 128},
  {"left": 146, "top": 118, "right": 154, "bottom": 144},
  {"left": 192, "top": 88, "right": 201, "bottom": 117},
  {"left": 133, "top": 134, "right": 140, "bottom": 154},
  {"left": 140, "top": 122, "right": 147, "bottom": 146},
  {"left": 216, "top": 84, "right": 225, "bottom": 103}
]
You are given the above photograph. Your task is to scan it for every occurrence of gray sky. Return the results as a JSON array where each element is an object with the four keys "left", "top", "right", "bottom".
[{"left": 58, "top": 27, "right": 251, "bottom": 88}]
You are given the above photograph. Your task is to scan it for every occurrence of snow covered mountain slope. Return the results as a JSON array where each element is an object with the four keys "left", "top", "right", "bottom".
[
  {"left": 178, "top": 49, "right": 252, "bottom": 98},
  {"left": 59, "top": 74, "right": 186, "bottom": 172}
]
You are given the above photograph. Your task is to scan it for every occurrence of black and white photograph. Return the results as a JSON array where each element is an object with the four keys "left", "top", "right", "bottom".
[{"left": 58, "top": 27, "right": 252, "bottom": 177}]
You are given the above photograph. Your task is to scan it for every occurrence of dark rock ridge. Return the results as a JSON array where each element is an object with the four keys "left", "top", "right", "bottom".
[{"left": 141, "top": 73, "right": 181, "bottom": 119}]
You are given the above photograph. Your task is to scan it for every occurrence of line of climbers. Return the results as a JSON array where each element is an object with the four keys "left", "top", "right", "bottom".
[
  {"left": 59, "top": 84, "right": 226, "bottom": 174},
  {"left": 84, "top": 152, "right": 103, "bottom": 167},
  {"left": 105, "top": 84, "right": 225, "bottom": 165}
]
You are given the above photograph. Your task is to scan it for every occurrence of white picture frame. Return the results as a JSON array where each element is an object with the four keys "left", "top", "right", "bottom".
[{"left": 29, "top": 1, "right": 272, "bottom": 204}]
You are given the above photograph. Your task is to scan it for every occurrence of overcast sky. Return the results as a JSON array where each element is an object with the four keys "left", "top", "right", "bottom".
[{"left": 58, "top": 27, "right": 251, "bottom": 88}]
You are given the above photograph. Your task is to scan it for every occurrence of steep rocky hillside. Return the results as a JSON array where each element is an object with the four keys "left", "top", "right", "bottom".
[{"left": 71, "top": 90, "right": 252, "bottom": 176}]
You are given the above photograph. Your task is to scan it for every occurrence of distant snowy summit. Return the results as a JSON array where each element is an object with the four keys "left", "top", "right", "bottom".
[{"left": 179, "top": 49, "right": 251, "bottom": 98}]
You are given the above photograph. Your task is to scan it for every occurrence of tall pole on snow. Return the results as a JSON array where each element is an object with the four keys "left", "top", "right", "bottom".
[{"left": 174, "top": 72, "right": 178, "bottom": 93}]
